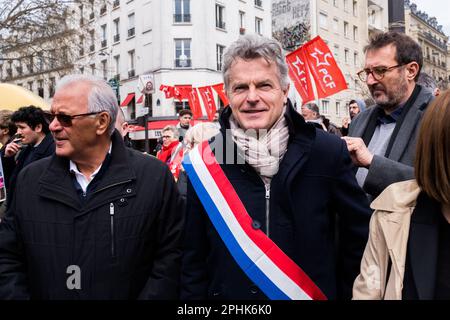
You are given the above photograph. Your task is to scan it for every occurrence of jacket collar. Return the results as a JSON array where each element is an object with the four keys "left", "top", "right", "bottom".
[
  {"left": 38, "top": 130, "right": 136, "bottom": 211},
  {"left": 371, "top": 180, "right": 421, "bottom": 212}
]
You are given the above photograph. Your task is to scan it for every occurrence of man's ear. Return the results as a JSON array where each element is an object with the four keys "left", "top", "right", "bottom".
[
  {"left": 283, "top": 83, "right": 290, "bottom": 104},
  {"left": 35, "top": 123, "right": 43, "bottom": 133},
  {"left": 96, "top": 112, "right": 111, "bottom": 135},
  {"left": 406, "top": 62, "right": 420, "bottom": 82}
]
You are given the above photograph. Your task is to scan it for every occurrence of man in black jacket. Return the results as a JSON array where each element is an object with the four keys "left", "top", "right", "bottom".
[
  {"left": 180, "top": 35, "right": 371, "bottom": 300},
  {"left": 0, "top": 75, "right": 184, "bottom": 299},
  {"left": 1, "top": 106, "right": 55, "bottom": 209}
]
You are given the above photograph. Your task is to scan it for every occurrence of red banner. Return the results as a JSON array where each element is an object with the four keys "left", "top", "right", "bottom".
[
  {"left": 198, "top": 86, "right": 217, "bottom": 121},
  {"left": 286, "top": 48, "right": 315, "bottom": 104},
  {"left": 187, "top": 88, "right": 203, "bottom": 120},
  {"left": 303, "top": 36, "right": 348, "bottom": 99},
  {"left": 174, "top": 85, "right": 192, "bottom": 102},
  {"left": 211, "top": 83, "right": 229, "bottom": 106},
  {"left": 159, "top": 85, "right": 174, "bottom": 99}
]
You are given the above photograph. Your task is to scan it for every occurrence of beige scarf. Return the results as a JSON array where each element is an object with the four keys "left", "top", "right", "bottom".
[{"left": 229, "top": 108, "right": 289, "bottom": 184}]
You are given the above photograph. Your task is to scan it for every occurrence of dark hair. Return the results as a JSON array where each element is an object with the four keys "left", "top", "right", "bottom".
[
  {"left": 0, "top": 110, "right": 17, "bottom": 137},
  {"left": 348, "top": 100, "right": 358, "bottom": 105},
  {"left": 11, "top": 106, "right": 50, "bottom": 134},
  {"left": 364, "top": 31, "right": 423, "bottom": 81},
  {"left": 305, "top": 103, "right": 320, "bottom": 115},
  {"left": 415, "top": 89, "right": 450, "bottom": 205},
  {"left": 179, "top": 109, "right": 193, "bottom": 117}
]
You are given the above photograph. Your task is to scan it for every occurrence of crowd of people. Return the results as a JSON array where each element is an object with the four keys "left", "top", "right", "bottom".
[{"left": 0, "top": 30, "right": 448, "bottom": 300}]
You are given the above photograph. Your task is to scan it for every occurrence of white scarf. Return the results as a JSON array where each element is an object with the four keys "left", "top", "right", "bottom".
[{"left": 229, "top": 108, "right": 290, "bottom": 183}]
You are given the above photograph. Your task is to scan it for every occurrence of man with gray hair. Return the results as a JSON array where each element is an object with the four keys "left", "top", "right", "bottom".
[
  {"left": 181, "top": 34, "right": 371, "bottom": 300},
  {"left": 0, "top": 74, "right": 184, "bottom": 299}
]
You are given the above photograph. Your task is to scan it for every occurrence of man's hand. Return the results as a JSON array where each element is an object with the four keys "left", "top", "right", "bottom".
[
  {"left": 4, "top": 142, "right": 22, "bottom": 158},
  {"left": 342, "top": 117, "right": 350, "bottom": 129},
  {"left": 341, "top": 137, "right": 374, "bottom": 168}
]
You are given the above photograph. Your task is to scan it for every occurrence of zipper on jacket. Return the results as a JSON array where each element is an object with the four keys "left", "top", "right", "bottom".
[
  {"left": 110, "top": 203, "right": 116, "bottom": 258},
  {"left": 265, "top": 183, "right": 271, "bottom": 237}
]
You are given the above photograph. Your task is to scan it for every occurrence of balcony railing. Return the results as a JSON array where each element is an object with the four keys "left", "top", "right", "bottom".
[
  {"left": 175, "top": 58, "right": 192, "bottom": 68},
  {"left": 128, "top": 28, "right": 135, "bottom": 37},
  {"left": 173, "top": 14, "right": 191, "bottom": 23},
  {"left": 216, "top": 21, "right": 226, "bottom": 29},
  {"left": 101, "top": 40, "right": 107, "bottom": 48},
  {"left": 128, "top": 69, "right": 135, "bottom": 78},
  {"left": 113, "top": 34, "right": 120, "bottom": 43}
]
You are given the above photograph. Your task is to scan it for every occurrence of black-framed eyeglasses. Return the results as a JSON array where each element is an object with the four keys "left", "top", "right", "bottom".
[
  {"left": 44, "top": 112, "right": 103, "bottom": 127},
  {"left": 357, "top": 64, "right": 407, "bottom": 82}
]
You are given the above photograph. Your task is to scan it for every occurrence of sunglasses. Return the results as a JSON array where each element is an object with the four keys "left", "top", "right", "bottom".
[{"left": 44, "top": 112, "right": 103, "bottom": 127}]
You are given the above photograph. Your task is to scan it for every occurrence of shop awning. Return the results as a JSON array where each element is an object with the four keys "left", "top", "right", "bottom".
[
  {"left": 120, "top": 93, "right": 135, "bottom": 106},
  {"left": 136, "top": 95, "right": 144, "bottom": 104}
]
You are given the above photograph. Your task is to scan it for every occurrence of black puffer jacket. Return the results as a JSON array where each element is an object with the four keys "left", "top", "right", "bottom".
[{"left": 0, "top": 131, "right": 184, "bottom": 299}]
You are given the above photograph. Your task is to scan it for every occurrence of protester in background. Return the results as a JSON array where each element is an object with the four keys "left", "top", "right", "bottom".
[
  {"left": 417, "top": 72, "right": 441, "bottom": 97},
  {"left": 115, "top": 107, "right": 132, "bottom": 147},
  {"left": 0, "top": 110, "right": 16, "bottom": 219},
  {"left": 176, "top": 109, "right": 193, "bottom": 142},
  {"left": 0, "top": 74, "right": 184, "bottom": 299},
  {"left": 0, "top": 110, "right": 17, "bottom": 150},
  {"left": 1, "top": 106, "right": 55, "bottom": 209},
  {"left": 341, "top": 99, "right": 366, "bottom": 136},
  {"left": 301, "top": 103, "right": 327, "bottom": 131},
  {"left": 176, "top": 122, "right": 220, "bottom": 200},
  {"left": 321, "top": 115, "right": 342, "bottom": 137},
  {"left": 157, "top": 125, "right": 183, "bottom": 180},
  {"left": 181, "top": 34, "right": 371, "bottom": 300},
  {"left": 343, "top": 31, "right": 434, "bottom": 200},
  {"left": 353, "top": 89, "right": 450, "bottom": 300}
]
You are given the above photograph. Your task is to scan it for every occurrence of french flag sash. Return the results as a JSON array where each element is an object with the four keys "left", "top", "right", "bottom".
[{"left": 182, "top": 140, "right": 327, "bottom": 300}]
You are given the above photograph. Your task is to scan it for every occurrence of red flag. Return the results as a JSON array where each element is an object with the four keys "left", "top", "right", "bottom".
[
  {"left": 198, "top": 86, "right": 217, "bottom": 121},
  {"left": 211, "top": 83, "right": 229, "bottom": 106},
  {"left": 303, "top": 36, "right": 348, "bottom": 99},
  {"left": 187, "top": 88, "right": 203, "bottom": 119},
  {"left": 286, "top": 48, "right": 315, "bottom": 104},
  {"left": 174, "top": 85, "right": 192, "bottom": 102},
  {"left": 159, "top": 85, "right": 174, "bottom": 99}
]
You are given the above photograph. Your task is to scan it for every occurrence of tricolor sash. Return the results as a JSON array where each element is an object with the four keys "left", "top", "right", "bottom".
[{"left": 182, "top": 140, "right": 327, "bottom": 300}]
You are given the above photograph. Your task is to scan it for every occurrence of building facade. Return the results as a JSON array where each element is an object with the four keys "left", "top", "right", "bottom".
[
  {"left": 272, "top": 0, "right": 373, "bottom": 126},
  {"left": 76, "top": 0, "right": 272, "bottom": 122},
  {"left": 404, "top": 1, "right": 448, "bottom": 88}
]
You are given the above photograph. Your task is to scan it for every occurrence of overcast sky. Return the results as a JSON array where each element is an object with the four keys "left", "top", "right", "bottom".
[{"left": 410, "top": 0, "right": 450, "bottom": 36}]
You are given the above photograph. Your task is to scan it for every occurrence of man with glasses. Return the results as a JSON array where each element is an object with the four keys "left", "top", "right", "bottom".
[
  {"left": 342, "top": 31, "right": 434, "bottom": 200},
  {"left": 0, "top": 75, "right": 184, "bottom": 299}
]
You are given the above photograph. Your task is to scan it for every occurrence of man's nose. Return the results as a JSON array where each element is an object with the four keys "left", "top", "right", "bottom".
[
  {"left": 366, "top": 72, "right": 378, "bottom": 86},
  {"left": 49, "top": 117, "right": 62, "bottom": 132},
  {"left": 246, "top": 86, "right": 259, "bottom": 103}
]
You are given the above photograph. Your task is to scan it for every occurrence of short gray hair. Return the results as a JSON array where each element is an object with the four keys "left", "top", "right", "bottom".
[
  {"left": 222, "top": 34, "right": 289, "bottom": 92},
  {"left": 55, "top": 74, "right": 118, "bottom": 135},
  {"left": 162, "top": 125, "right": 179, "bottom": 139}
]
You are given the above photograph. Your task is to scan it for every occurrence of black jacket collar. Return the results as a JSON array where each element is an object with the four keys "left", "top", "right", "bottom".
[{"left": 38, "top": 130, "right": 136, "bottom": 212}]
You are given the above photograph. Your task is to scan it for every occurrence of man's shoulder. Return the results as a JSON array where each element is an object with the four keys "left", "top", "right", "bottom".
[{"left": 15, "top": 155, "right": 54, "bottom": 182}]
